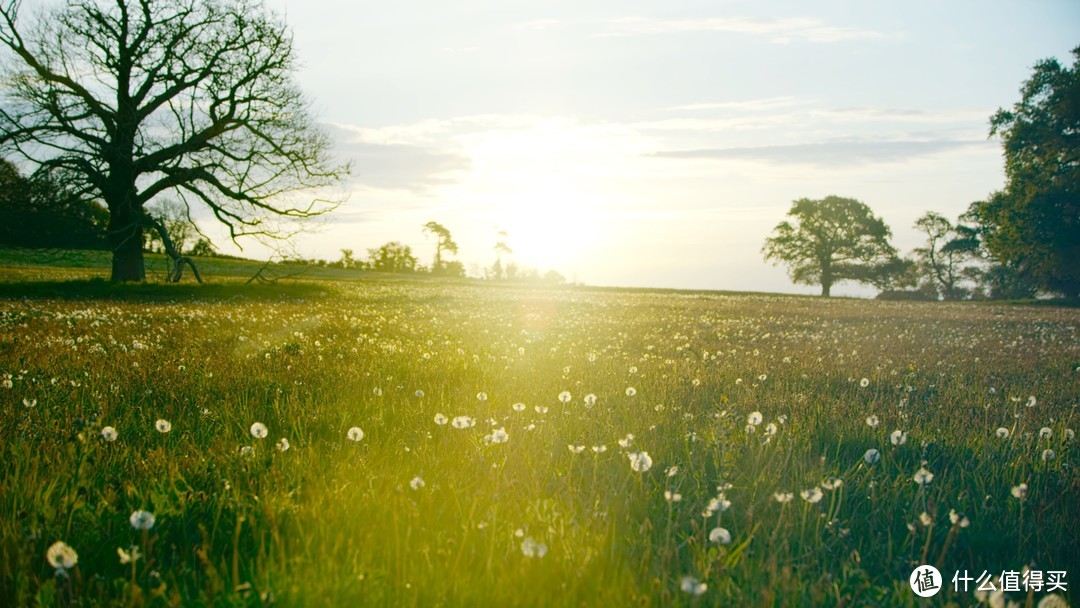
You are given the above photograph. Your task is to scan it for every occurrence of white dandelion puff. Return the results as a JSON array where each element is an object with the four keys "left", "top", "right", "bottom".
[
  {"left": 250, "top": 422, "right": 268, "bottom": 439},
  {"left": 860, "top": 378, "right": 870, "bottom": 388},
  {"left": 46, "top": 541, "right": 78, "bottom": 570},
  {"left": 154, "top": 419, "right": 171, "bottom": 433},
  {"left": 680, "top": 576, "right": 707, "bottom": 595},
  {"left": 129, "top": 510, "right": 156, "bottom": 530},
  {"left": 773, "top": 492, "right": 794, "bottom": 504},
  {"left": 521, "top": 537, "right": 548, "bottom": 558},
  {"left": 862, "top": 449, "right": 881, "bottom": 465},
  {"left": 866, "top": 415, "right": 880, "bottom": 428},
  {"left": 747, "top": 411, "right": 763, "bottom": 426},
  {"left": 996, "top": 427, "right": 1010, "bottom": 439},
  {"left": 276, "top": 438, "right": 290, "bottom": 452},
  {"left": 434, "top": 413, "right": 448, "bottom": 425},
  {"left": 913, "top": 467, "right": 934, "bottom": 486},
  {"left": 627, "top": 451, "right": 653, "bottom": 472},
  {"left": 410, "top": 476, "right": 425, "bottom": 490},
  {"left": 708, "top": 527, "right": 731, "bottom": 544},
  {"left": 584, "top": 393, "right": 597, "bottom": 407},
  {"left": 890, "top": 429, "right": 907, "bottom": 445},
  {"left": 101, "top": 426, "right": 118, "bottom": 442},
  {"left": 347, "top": 427, "right": 365, "bottom": 441},
  {"left": 558, "top": 391, "right": 572, "bottom": 403},
  {"left": 800, "top": 487, "right": 824, "bottom": 504},
  {"left": 1011, "top": 483, "right": 1028, "bottom": 499}
]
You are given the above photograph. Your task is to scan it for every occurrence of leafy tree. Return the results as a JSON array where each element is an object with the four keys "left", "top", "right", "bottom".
[
  {"left": 0, "top": 0, "right": 348, "bottom": 282},
  {"left": 187, "top": 238, "right": 216, "bottom": 257},
  {"left": 973, "top": 46, "right": 1080, "bottom": 297},
  {"left": 0, "top": 159, "right": 107, "bottom": 249},
  {"left": 422, "top": 221, "right": 459, "bottom": 274},
  {"left": 491, "top": 229, "right": 512, "bottom": 280},
  {"left": 911, "top": 211, "right": 981, "bottom": 300},
  {"left": 762, "top": 196, "right": 901, "bottom": 297},
  {"left": 367, "top": 241, "right": 417, "bottom": 273},
  {"left": 338, "top": 248, "right": 357, "bottom": 269}
]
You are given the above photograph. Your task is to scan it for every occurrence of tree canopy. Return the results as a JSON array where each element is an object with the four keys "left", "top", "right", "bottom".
[
  {"left": 0, "top": 0, "right": 348, "bottom": 282},
  {"left": 969, "top": 46, "right": 1080, "bottom": 297},
  {"left": 762, "top": 196, "right": 901, "bottom": 297},
  {"left": 0, "top": 158, "right": 107, "bottom": 249}
]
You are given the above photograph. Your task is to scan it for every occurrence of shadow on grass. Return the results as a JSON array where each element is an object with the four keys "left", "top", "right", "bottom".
[{"left": 0, "top": 278, "right": 332, "bottom": 302}]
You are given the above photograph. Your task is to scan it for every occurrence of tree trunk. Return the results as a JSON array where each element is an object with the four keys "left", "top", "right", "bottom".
[
  {"left": 821, "top": 282, "right": 832, "bottom": 297},
  {"left": 820, "top": 258, "right": 833, "bottom": 297},
  {"left": 108, "top": 207, "right": 145, "bottom": 282}
]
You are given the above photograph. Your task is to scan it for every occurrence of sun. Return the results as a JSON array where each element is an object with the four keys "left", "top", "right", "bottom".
[{"left": 494, "top": 179, "right": 599, "bottom": 275}]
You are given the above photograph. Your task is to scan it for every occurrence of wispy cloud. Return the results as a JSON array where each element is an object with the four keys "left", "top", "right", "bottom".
[
  {"left": 653, "top": 140, "right": 995, "bottom": 166},
  {"left": 597, "top": 16, "right": 893, "bottom": 43},
  {"left": 324, "top": 124, "right": 470, "bottom": 192},
  {"left": 663, "top": 97, "right": 810, "bottom": 113}
]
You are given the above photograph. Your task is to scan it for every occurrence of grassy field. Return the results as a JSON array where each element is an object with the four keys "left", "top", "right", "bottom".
[{"left": 0, "top": 261, "right": 1077, "bottom": 606}]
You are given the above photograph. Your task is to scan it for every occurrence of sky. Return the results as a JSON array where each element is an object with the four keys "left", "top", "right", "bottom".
[{"left": 217, "top": 0, "right": 1080, "bottom": 296}]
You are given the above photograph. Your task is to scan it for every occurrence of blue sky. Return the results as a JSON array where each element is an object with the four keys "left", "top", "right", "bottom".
[{"left": 238, "top": 0, "right": 1079, "bottom": 295}]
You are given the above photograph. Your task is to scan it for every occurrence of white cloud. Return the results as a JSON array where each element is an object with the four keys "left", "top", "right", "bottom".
[{"left": 653, "top": 139, "right": 995, "bottom": 167}]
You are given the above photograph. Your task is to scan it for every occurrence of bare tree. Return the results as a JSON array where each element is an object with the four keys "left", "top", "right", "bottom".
[{"left": 0, "top": 0, "right": 349, "bottom": 282}]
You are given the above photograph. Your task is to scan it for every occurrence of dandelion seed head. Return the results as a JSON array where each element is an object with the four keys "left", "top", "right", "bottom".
[
  {"left": 747, "top": 411, "right": 763, "bottom": 426},
  {"left": 347, "top": 426, "right": 365, "bottom": 441},
  {"left": 800, "top": 487, "right": 824, "bottom": 504},
  {"left": 708, "top": 527, "right": 731, "bottom": 544},
  {"left": 129, "top": 510, "right": 156, "bottom": 530},
  {"left": 890, "top": 429, "right": 907, "bottom": 445},
  {"left": 276, "top": 437, "right": 290, "bottom": 452},
  {"left": 866, "top": 415, "right": 880, "bottom": 428},
  {"left": 558, "top": 391, "right": 572, "bottom": 403},
  {"left": 46, "top": 541, "right": 78, "bottom": 570},
  {"left": 863, "top": 449, "right": 881, "bottom": 465},
  {"left": 410, "top": 476, "right": 425, "bottom": 490},
  {"left": 627, "top": 451, "right": 653, "bottom": 472},
  {"left": 1011, "top": 483, "right": 1028, "bottom": 499},
  {"left": 434, "top": 413, "right": 448, "bottom": 425},
  {"left": 860, "top": 378, "right": 870, "bottom": 388},
  {"left": 996, "top": 427, "right": 1010, "bottom": 439},
  {"left": 155, "top": 419, "right": 171, "bottom": 433},
  {"left": 913, "top": 467, "right": 934, "bottom": 486},
  {"left": 101, "top": 426, "right": 118, "bottom": 441},
  {"left": 250, "top": 422, "right": 268, "bottom": 439},
  {"left": 680, "top": 576, "right": 707, "bottom": 596}
]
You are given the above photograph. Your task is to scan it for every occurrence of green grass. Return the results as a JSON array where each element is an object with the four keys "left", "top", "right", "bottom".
[{"left": 0, "top": 262, "right": 1077, "bottom": 606}]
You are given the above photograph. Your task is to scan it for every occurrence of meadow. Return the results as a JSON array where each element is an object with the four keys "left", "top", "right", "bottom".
[{"left": 0, "top": 270, "right": 1076, "bottom": 606}]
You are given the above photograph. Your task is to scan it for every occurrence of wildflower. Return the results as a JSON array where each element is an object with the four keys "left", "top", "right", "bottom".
[
  {"left": 568, "top": 445, "right": 585, "bottom": 454},
  {"left": 488, "top": 427, "right": 509, "bottom": 444},
  {"left": 434, "top": 413, "right": 448, "bottom": 425},
  {"left": 276, "top": 438, "right": 290, "bottom": 452},
  {"left": 680, "top": 576, "right": 707, "bottom": 596},
  {"left": 155, "top": 419, "right": 171, "bottom": 433},
  {"left": 414, "top": 390, "right": 425, "bottom": 398},
  {"left": 558, "top": 391, "right": 572, "bottom": 403},
  {"left": 521, "top": 537, "right": 547, "bottom": 558},
  {"left": 666, "top": 465, "right": 679, "bottom": 478},
  {"left": 996, "top": 427, "right": 1010, "bottom": 439},
  {"left": 101, "top": 426, "right": 118, "bottom": 441},
  {"left": 46, "top": 541, "right": 78, "bottom": 570},
  {"left": 708, "top": 527, "right": 732, "bottom": 544},
  {"left": 534, "top": 405, "right": 548, "bottom": 414},
  {"left": 129, "top": 510, "right": 156, "bottom": 530},
  {"left": 664, "top": 490, "right": 682, "bottom": 503},
  {"left": 860, "top": 378, "right": 870, "bottom": 388},
  {"left": 1065, "top": 429, "right": 1075, "bottom": 441},
  {"left": 773, "top": 492, "right": 794, "bottom": 504},
  {"left": 1041, "top": 448, "right": 1055, "bottom": 461},
  {"left": 1026, "top": 395, "right": 1037, "bottom": 407},
  {"left": 747, "top": 411, "right": 763, "bottom": 426},
  {"left": 800, "top": 487, "right": 824, "bottom": 504},
  {"left": 410, "top": 476, "right": 425, "bottom": 490},
  {"left": 703, "top": 495, "right": 731, "bottom": 516},
  {"left": 347, "top": 427, "right": 365, "bottom": 441},
  {"left": 239, "top": 445, "right": 254, "bottom": 457},
  {"left": 1039, "top": 427, "right": 1052, "bottom": 439},
  {"left": 821, "top": 476, "right": 843, "bottom": 490},
  {"left": 866, "top": 415, "right": 879, "bottom": 428},
  {"left": 584, "top": 393, "right": 597, "bottom": 407},
  {"left": 451, "top": 416, "right": 475, "bottom": 429},
  {"left": 512, "top": 403, "right": 526, "bottom": 412},
  {"left": 625, "top": 386, "right": 637, "bottom": 397},
  {"left": 949, "top": 509, "right": 970, "bottom": 528},
  {"left": 913, "top": 467, "right": 934, "bottom": 486},
  {"left": 250, "top": 422, "right": 268, "bottom": 439},
  {"left": 1011, "top": 483, "right": 1028, "bottom": 499},
  {"left": 627, "top": 451, "right": 653, "bottom": 472},
  {"left": 591, "top": 445, "right": 607, "bottom": 453},
  {"left": 117, "top": 546, "right": 141, "bottom": 564},
  {"left": 919, "top": 512, "right": 933, "bottom": 526},
  {"left": 373, "top": 387, "right": 383, "bottom": 396},
  {"left": 22, "top": 398, "right": 35, "bottom": 408},
  {"left": 618, "top": 433, "right": 635, "bottom": 449},
  {"left": 477, "top": 392, "right": 488, "bottom": 401},
  {"left": 863, "top": 449, "right": 881, "bottom": 465},
  {"left": 890, "top": 429, "right": 907, "bottom": 445},
  {"left": 764, "top": 423, "right": 778, "bottom": 436}
]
